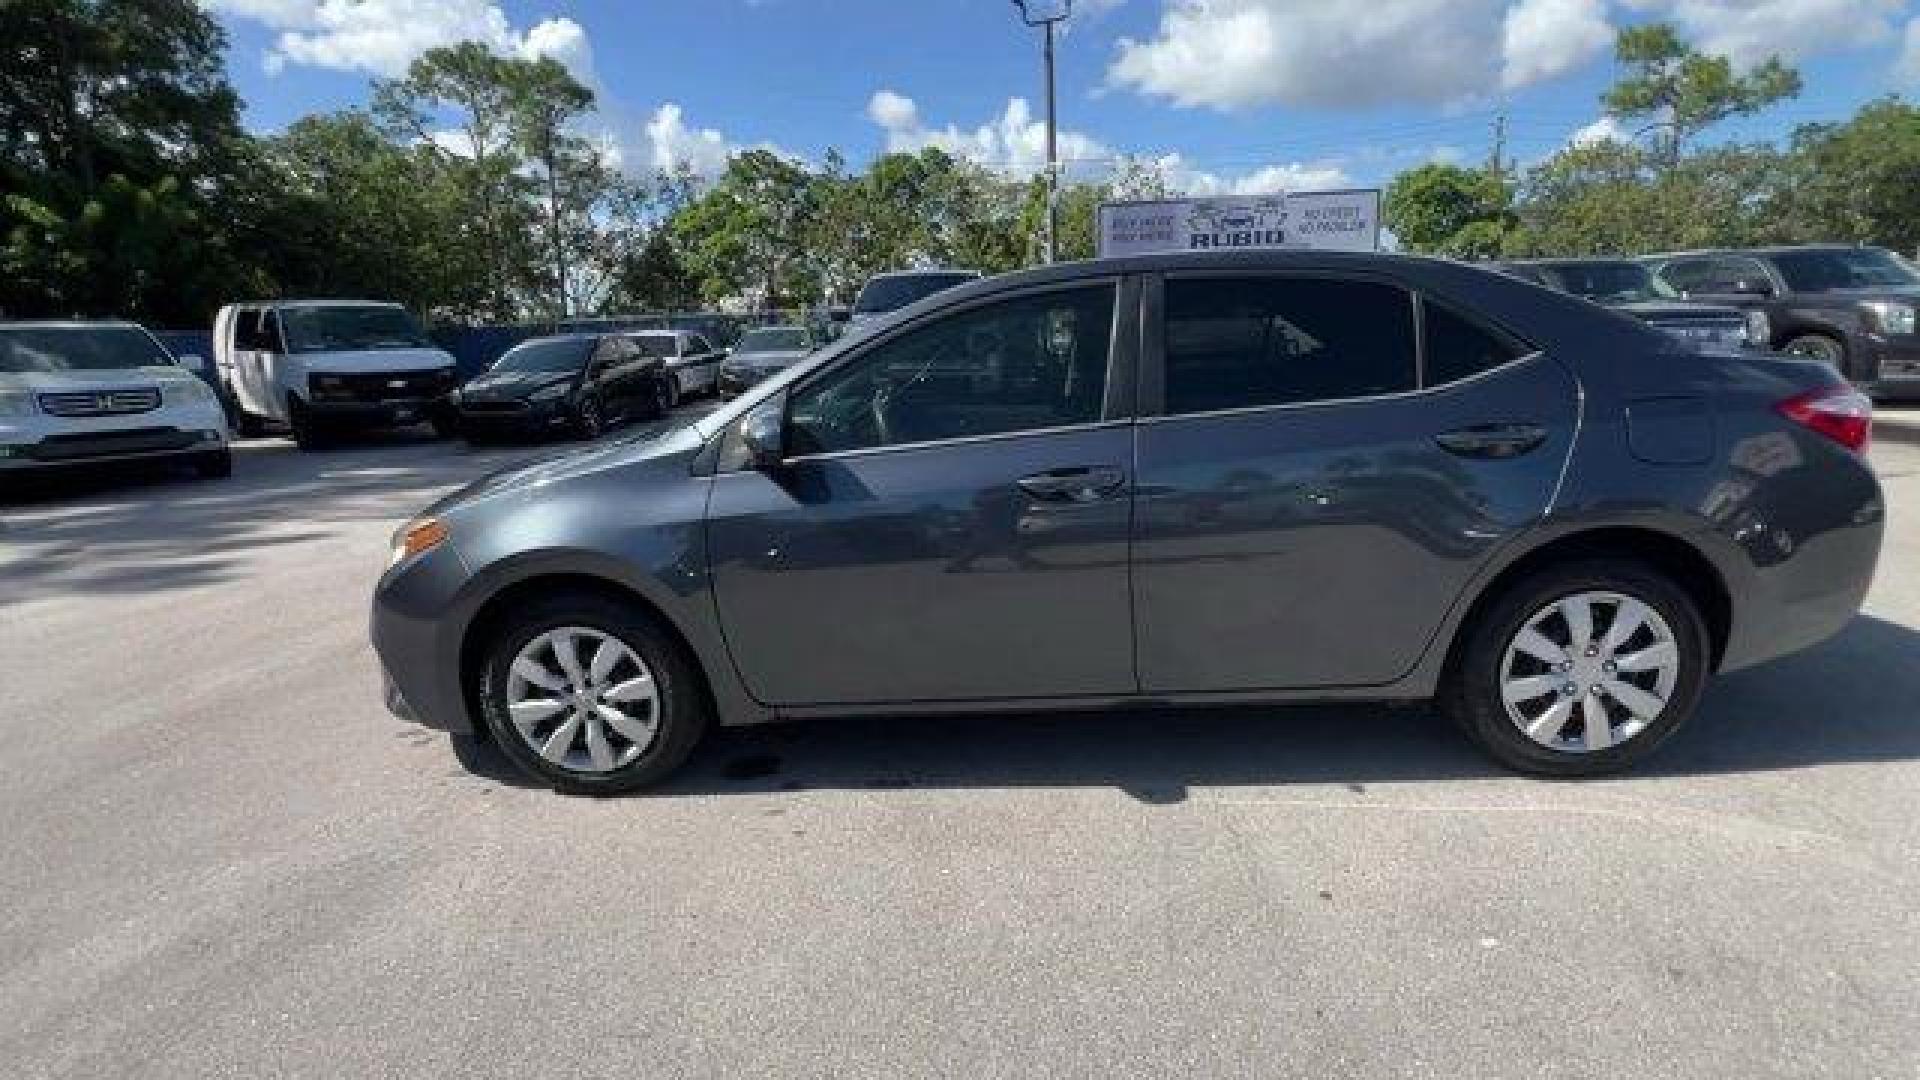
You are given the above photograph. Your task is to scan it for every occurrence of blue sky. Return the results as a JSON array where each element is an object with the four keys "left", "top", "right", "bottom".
[{"left": 207, "top": 1, "right": 1920, "bottom": 192}]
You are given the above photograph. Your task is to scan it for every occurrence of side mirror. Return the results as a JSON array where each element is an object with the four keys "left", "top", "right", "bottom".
[
  {"left": 741, "top": 405, "right": 785, "bottom": 472},
  {"left": 177, "top": 353, "right": 208, "bottom": 374}
]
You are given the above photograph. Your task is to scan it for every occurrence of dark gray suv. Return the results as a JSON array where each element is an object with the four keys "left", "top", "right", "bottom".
[{"left": 372, "top": 251, "right": 1882, "bottom": 794}]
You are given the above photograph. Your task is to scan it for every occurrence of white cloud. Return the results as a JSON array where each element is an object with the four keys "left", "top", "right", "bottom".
[
  {"left": 866, "top": 90, "right": 1108, "bottom": 176},
  {"left": 644, "top": 103, "right": 736, "bottom": 179},
  {"left": 1503, "top": 0, "right": 1613, "bottom": 89},
  {"left": 1107, "top": 0, "right": 1615, "bottom": 110},
  {"left": 207, "top": 0, "right": 595, "bottom": 81},
  {"left": 1622, "top": 0, "right": 1903, "bottom": 67},
  {"left": 1150, "top": 153, "right": 1352, "bottom": 196},
  {"left": 1570, "top": 114, "right": 1632, "bottom": 146},
  {"left": 1901, "top": 17, "right": 1920, "bottom": 85}
]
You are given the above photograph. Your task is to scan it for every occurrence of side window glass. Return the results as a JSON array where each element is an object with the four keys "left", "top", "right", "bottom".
[
  {"left": 234, "top": 309, "right": 265, "bottom": 351},
  {"left": 259, "top": 310, "right": 284, "bottom": 353},
  {"left": 1423, "top": 299, "right": 1525, "bottom": 387},
  {"left": 1162, "top": 277, "right": 1415, "bottom": 415},
  {"left": 787, "top": 284, "right": 1115, "bottom": 456}
]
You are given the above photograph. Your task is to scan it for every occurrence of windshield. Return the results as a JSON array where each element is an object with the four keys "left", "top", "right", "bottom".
[
  {"left": 736, "top": 327, "right": 810, "bottom": 352},
  {"left": 1540, "top": 262, "right": 1655, "bottom": 302},
  {"left": 492, "top": 338, "right": 590, "bottom": 373},
  {"left": 1772, "top": 248, "right": 1920, "bottom": 292},
  {"left": 628, "top": 335, "right": 678, "bottom": 357},
  {"left": 0, "top": 325, "right": 172, "bottom": 373},
  {"left": 853, "top": 273, "right": 978, "bottom": 314},
  {"left": 281, "top": 305, "right": 432, "bottom": 353}
]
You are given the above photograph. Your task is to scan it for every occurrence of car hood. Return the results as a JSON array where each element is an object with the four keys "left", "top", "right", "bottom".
[
  {"left": 424, "top": 421, "right": 706, "bottom": 517},
  {"left": 0, "top": 365, "right": 204, "bottom": 392},
  {"left": 1615, "top": 300, "right": 1743, "bottom": 320},
  {"left": 294, "top": 347, "right": 456, "bottom": 374},
  {"left": 460, "top": 370, "right": 575, "bottom": 399},
  {"left": 729, "top": 349, "right": 808, "bottom": 368}
]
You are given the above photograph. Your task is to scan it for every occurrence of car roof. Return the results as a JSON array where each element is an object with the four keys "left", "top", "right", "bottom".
[
  {"left": 866, "top": 269, "right": 981, "bottom": 281},
  {"left": 1642, "top": 244, "right": 1884, "bottom": 261},
  {"left": 236, "top": 299, "right": 403, "bottom": 309},
  {"left": 1504, "top": 256, "right": 1641, "bottom": 266},
  {"left": 0, "top": 319, "right": 149, "bottom": 330}
]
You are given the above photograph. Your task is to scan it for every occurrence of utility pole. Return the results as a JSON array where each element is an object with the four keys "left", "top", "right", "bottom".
[
  {"left": 1013, "top": 1, "right": 1072, "bottom": 264},
  {"left": 1487, "top": 112, "right": 1508, "bottom": 185}
]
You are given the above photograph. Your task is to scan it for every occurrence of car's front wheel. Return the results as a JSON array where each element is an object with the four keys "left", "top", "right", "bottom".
[
  {"left": 1442, "top": 560, "right": 1708, "bottom": 776},
  {"left": 477, "top": 592, "right": 709, "bottom": 795},
  {"left": 1783, "top": 333, "right": 1845, "bottom": 371}
]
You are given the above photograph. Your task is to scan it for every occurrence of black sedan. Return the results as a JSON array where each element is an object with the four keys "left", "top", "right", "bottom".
[
  {"left": 719, "top": 325, "right": 817, "bottom": 397},
  {"left": 449, "top": 334, "right": 672, "bottom": 441}
]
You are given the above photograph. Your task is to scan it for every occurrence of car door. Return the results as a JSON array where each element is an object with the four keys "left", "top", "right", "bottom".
[
  {"left": 233, "top": 308, "right": 282, "bottom": 418},
  {"left": 583, "top": 341, "right": 621, "bottom": 412},
  {"left": 707, "top": 278, "right": 1140, "bottom": 706},
  {"left": 684, "top": 334, "right": 718, "bottom": 392},
  {"left": 1131, "top": 271, "right": 1578, "bottom": 693}
]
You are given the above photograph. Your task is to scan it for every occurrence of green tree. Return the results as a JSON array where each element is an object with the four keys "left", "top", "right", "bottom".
[
  {"left": 503, "top": 56, "right": 597, "bottom": 317},
  {"left": 673, "top": 149, "right": 821, "bottom": 307},
  {"left": 0, "top": 0, "right": 252, "bottom": 321},
  {"left": 1602, "top": 22, "right": 1801, "bottom": 163},
  {"left": 375, "top": 43, "right": 537, "bottom": 319},
  {"left": 1777, "top": 98, "right": 1920, "bottom": 255},
  {"left": 1383, "top": 162, "right": 1512, "bottom": 255}
]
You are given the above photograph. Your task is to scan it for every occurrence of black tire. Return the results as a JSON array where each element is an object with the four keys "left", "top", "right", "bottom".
[
  {"left": 288, "top": 398, "right": 329, "bottom": 452},
  {"left": 1783, "top": 333, "right": 1845, "bottom": 371},
  {"left": 477, "top": 590, "right": 710, "bottom": 795},
  {"left": 194, "top": 448, "right": 232, "bottom": 479},
  {"left": 574, "top": 395, "right": 605, "bottom": 438},
  {"left": 1440, "top": 558, "right": 1709, "bottom": 777}
]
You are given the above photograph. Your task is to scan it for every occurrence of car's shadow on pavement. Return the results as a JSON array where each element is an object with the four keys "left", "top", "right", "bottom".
[
  {"left": 0, "top": 409, "right": 708, "bottom": 602},
  {"left": 450, "top": 614, "right": 1920, "bottom": 802}
]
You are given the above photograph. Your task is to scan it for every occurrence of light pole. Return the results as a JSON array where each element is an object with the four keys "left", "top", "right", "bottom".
[{"left": 1012, "top": 0, "right": 1071, "bottom": 264}]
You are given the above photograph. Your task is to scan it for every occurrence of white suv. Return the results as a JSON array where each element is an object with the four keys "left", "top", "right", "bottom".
[
  {"left": 0, "top": 321, "right": 230, "bottom": 479},
  {"left": 214, "top": 301, "right": 459, "bottom": 450}
]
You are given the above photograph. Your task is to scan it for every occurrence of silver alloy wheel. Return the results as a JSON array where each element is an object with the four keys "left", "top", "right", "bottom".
[
  {"left": 505, "top": 626, "right": 661, "bottom": 773},
  {"left": 1499, "top": 590, "right": 1680, "bottom": 754}
]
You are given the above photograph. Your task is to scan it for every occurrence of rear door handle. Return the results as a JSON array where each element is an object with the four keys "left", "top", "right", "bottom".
[
  {"left": 1434, "top": 423, "right": 1548, "bottom": 459},
  {"left": 1017, "top": 466, "right": 1127, "bottom": 503}
]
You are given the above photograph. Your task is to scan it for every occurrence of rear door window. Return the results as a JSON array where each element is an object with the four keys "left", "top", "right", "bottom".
[
  {"left": 1161, "top": 276, "right": 1417, "bottom": 415},
  {"left": 1422, "top": 300, "right": 1527, "bottom": 387}
]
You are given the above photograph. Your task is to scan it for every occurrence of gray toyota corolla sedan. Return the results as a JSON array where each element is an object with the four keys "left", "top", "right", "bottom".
[{"left": 372, "top": 250, "right": 1882, "bottom": 795}]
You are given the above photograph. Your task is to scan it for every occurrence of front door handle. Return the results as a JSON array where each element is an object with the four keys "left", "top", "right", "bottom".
[
  {"left": 1434, "top": 423, "right": 1548, "bottom": 459},
  {"left": 1017, "top": 466, "right": 1127, "bottom": 503}
]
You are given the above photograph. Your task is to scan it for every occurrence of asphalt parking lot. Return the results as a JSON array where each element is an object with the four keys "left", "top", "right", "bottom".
[{"left": 3, "top": 408, "right": 1919, "bottom": 1079}]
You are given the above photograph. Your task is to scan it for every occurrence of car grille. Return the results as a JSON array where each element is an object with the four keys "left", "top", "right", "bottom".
[
  {"left": 27, "top": 426, "right": 195, "bottom": 461},
  {"left": 457, "top": 399, "right": 531, "bottom": 415},
  {"left": 311, "top": 369, "right": 456, "bottom": 403},
  {"left": 37, "top": 388, "right": 161, "bottom": 417}
]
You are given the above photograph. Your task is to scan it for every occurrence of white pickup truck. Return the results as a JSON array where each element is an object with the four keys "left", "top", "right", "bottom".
[{"left": 213, "top": 300, "right": 459, "bottom": 450}]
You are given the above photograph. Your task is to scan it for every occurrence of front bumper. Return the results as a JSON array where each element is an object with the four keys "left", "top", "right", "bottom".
[
  {"left": 455, "top": 397, "right": 574, "bottom": 433},
  {"left": 1860, "top": 337, "right": 1920, "bottom": 399},
  {"left": 305, "top": 395, "right": 450, "bottom": 428},
  {"left": 371, "top": 540, "right": 479, "bottom": 734},
  {"left": 719, "top": 369, "right": 778, "bottom": 396},
  {"left": 0, "top": 426, "right": 225, "bottom": 471}
]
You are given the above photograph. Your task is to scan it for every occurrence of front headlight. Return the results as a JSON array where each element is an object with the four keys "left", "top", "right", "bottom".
[
  {"left": 1863, "top": 301, "right": 1916, "bottom": 336},
  {"left": 1743, "top": 310, "right": 1771, "bottom": 349},
  {"left": 528, "top": 382, "right": 571, "bottom": 402},
  {"left": 0, "top": 390, "right": 36, "bottom": 417},
  {"left": 162, "top": 379, "right": 216, "bottom": 406},
  {"left": 388, "top": 517, "right": 449, "bottom": 568}
]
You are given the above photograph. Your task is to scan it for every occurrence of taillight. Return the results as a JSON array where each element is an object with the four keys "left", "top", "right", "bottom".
[{"left": 1776, "top": 385, "right": 1872, "bottom": 453}]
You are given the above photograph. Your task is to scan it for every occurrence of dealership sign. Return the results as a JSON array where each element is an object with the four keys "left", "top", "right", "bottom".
[{"left": 1096, "top": 190, "right": 1382, "bottom": 258}]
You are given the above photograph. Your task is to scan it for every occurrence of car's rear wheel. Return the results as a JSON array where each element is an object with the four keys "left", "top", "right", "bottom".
[
  {"left": 1783, "top": 333, "right": 1845, "bottom": 371},
  {"left": 477, "top": 592, "right": 709, "bottom": 795},
  {"left": 1442, "top": 560, "right": 1708, "bottom": 776}
]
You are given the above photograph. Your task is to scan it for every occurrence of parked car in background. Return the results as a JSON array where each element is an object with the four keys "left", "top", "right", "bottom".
[
  {"left": 449, "top": 333, "right": 672, "bottom": 442},
  {"left": 373, "top": 249, "right": 1881, "bottom": 795},
  {"left": 849, "top": 269, "right": 982, "bottom": 325},
  {"left": 623, "top": 330, "right": 727, "bottom": 406},
  {"left": 213, "top": 300, "right": 459, "bottom": 450},
  {"left": 1, "top": 321, "right": 229, "bottom": 479},
  {"left": 719, "top": 324, "right": 818, "bottom": 398},
  {"left": 1640, "top": 245, "right": 1920, "bottom": 398},
  {"left": 1493, "top": 258, "right": 1764, "bottom": 352}
]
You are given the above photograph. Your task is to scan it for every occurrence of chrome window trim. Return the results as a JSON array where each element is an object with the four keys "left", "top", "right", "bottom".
[
  {"left": 1135, "top": 349, "right": 1549, "bottom": 426},
  {"left": 772, "top": 418, "right": 1135, "bottom": 467}
]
